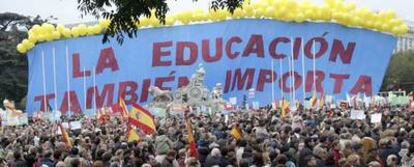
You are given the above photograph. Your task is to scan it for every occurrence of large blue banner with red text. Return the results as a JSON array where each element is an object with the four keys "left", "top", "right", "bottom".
[{"left": 26, "top": 19, "right": 396, "bottom": 114}]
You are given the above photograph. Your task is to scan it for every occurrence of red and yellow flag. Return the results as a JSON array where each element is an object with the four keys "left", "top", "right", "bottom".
[
  {"left": 281, "top": 99, "right": 290, "bottom": 118},
  {"left": 59, "top": 123, "right": 72, "bottom": 148},
  {"left": 129, "top": 104, "right": 156, "bottom": 134},
  {"left": 185, "top": 115, "right": 198, "bottom": 159},
  {"left": 319, "top": 93, "right": 325, "bottom": 109},
  {"left": 119, "top": 98, "right": 128, "bottom": 118},
  {"left": 127, "top": 126, "right": 140, "bottom": 143},
  {"left": 310, "top": 90, "right": 318, "bottom": 107},
  {"left": 230, "top": 124, "right": 243, "bottom": 141}
]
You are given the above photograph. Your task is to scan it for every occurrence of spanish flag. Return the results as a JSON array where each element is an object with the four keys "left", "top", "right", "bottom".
[
  {"left": 129, "top": 104, "right": 156, "bottom": 134},
  {"left": 281, "top": 99, "right": 290, "bottom": 118},
  {"left": 310, "top": 90, "right": 318, "bottom": 108},
  {"left": 319, "top": 93, "right": 325, "bottom": 109},
  {"left": 119, "top": 98, "right": 129, "bottom": 118},
  {"left": 185, "top": 115, "right": 198, "bottom": 159},
  {"left": 127, "top": 126, "right": 140, "bottom": 143},
  {"left": 230, "top": 124, "right": 243, "bottom": 141},
  {"left": 59, "top": 123, "right": 72, "bottom": 148}
]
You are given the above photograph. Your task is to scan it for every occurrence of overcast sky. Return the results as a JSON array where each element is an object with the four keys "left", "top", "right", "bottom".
[{"left": 0, "top": 0, "right": 413, "bottom": 24}]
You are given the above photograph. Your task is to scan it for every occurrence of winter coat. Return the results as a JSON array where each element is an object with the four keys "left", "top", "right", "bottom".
[
  {"left": 40, "top": 158, "right": 55, "bottom": 167},
  {"left": 11, "top": 159, "right": 28, "bottom": 167},
  {"left": 204, "top": 155, "right": 227, "bottom": 167},
  {"left": 155, "top": 135, "right": 173, "bottom": 155}
]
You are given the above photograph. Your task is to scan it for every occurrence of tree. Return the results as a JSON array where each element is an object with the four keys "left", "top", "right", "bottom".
[
  {"left": 77, "top": 0, "right": 244, "bottom": 44},
  {"left": 0, "top": 12, "right": 51, "bottom": 109},
  {"left": 381, "top": 50, "right": 414, "bottom": 92}
]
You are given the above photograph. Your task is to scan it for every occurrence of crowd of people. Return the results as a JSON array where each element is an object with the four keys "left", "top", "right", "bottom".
[{"left": 1, "top": 104, "right": 414, "bottom": 167}]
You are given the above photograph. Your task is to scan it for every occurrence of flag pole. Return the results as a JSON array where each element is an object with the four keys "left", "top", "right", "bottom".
[
  {"left": 93, "top": 68, "right": 97, "bottom": 113},
  {"left": 83, "top": 67, "right": 87, "bottom": 113},
  {"left": 271, "top": 59, "right": 275, "bottom": 106},
  {"left": 287, "top": 44, "right": 293, "bottom": 105},
  {"left": 279, "top": 53, "right": 284, "bottom": 102},
  {"left": 301, "top": 37, "right": 306, "bottom": 104},
  {"left": 41, "top": 50, "right": 47, "bottom": 112},
  {"left": 291, "top": 37, "right": 296, "bottom": 105},
  {"left": 65, "top": 45, "right": 71, "bottom": 114},
  {"left": 52, "top": 47, "right": 58, "bottom": 111},
  {"left": 312, "top": 39, "right": 316, "bottom": 94}
]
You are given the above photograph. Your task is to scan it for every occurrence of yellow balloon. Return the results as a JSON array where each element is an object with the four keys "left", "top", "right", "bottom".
[
  {"left": 22, "top": 39, "right": 33, "bottom": 48},
  {"left": 46, "top": 33, "right": 54, "bottom": 41},
  {"left": 166, "top": 16, "right": 176, "bottom": 26},
  {"left": 52, "top": 31, "right": 61, "bottom": 39},
  {"left": 93, "top": 25, "right": 103, "bottom": 34},
  {"left": 303, "top": 10, "right": 313, "bottom": 20},
  {"left": 22, "top": 39, "right": 30, "bottom": 45},
  {"left": 198, "top": 12, "right": 209, "bottom": 21},
  {"left": 56, "top": 24, "right": 65, "bottom": 33},
  {"left": 399, "top": 24, "right": 409, "bottom": 34},
  {"left": 31, "top": 25, "right": 41, "bottom": 33},
  {"left": 244, "top": 6, "right": 254, "bottom": 17},
  {"left": 62, "top": 28, "right": 72, "bottom": 38},
  {"left": 294, "top": 13, "right": 305, "bottom": 23},
  {"left": 26, "top": 42, "right": 34, "bottom": 49},
  {"left": 389, "top": 18, "right": 403, "bottom": 27},
  {"left": 38, "top": 26, "right": 47, "bottom": 35},
  {"left": 379, "top": 23, "right": 390, "bottom": 31},
  {"left": 218, "top": 10, "right": 228, "bottom": 21},
  {"left": 78, "top": 24, "right": 88, "bottom": 36},
  {"left": 71, "top": 27, "right": 80, "bottom": 37},
  {"left": 150, "top": 18, "right": 161, "bottom": 27},
  {"left": 87, "top": 26, "right": 95, "bottom": 35},
  {"left": 384, "top": 10, "right": 396, "bottom": 20},
  {"left": 139, "top": 18, "right": 150, "bottom": 27},
  {"left": 46, "top": 23, "right": 55, "bottom": 32},
  {"left": 99, "top": 19, "right": 111, "bottom": 28},
  {"left": 264, "top": 6, "right": 274, "bottom": 18},
  {"left": 351, "top": 16, "right": 362, "bottom": 26},
  {"left": 391, "top": 26, "right": 401, "bottom": 35},
  {"left": 28, "top": 34, "right": 38, "bottom": 43},
  {"left": 17, "top": 44, "right": 26, "bottom": 53},
  {"left": 37, "top": 34, "right": 46, "bottom": 42},
  {"left": 232, "top": 8, "right": 244, "bottom": 19}
]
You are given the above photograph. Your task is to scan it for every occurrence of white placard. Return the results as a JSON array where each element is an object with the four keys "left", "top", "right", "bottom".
[
  {"left": 350, "top": 110, "right": 366, "bottom": 120},
  {"left": 326, "top": 95, "right": 333, "bottom": 104},
  {"left": 252, "top": 101, "right": 260, "bottom": 110},
  {"left": 229, "top": 97, "right": 237, "bottom": 105},
  {"left": 70, "top": 121, "right": 82, "bottom": 130},
  {"left": 62, "top": 122, "right": 70, "bottom": 129},
  {"left": 370, "top": 113, "right": 382, "bottom": 123}
]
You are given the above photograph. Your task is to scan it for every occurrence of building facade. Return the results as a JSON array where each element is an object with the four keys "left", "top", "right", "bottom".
[{"left": 394, "top": 20, "right": 414, "bottom": 53}]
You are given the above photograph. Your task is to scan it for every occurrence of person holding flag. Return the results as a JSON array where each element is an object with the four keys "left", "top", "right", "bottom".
[
  {"left": 281, "top": 99, "right": 290, "bottom": 118},
  {"left": 184, "top": 108, "right": 199, "bottom": 160},
  {"left": 127, "top": 125, "right": 140, "bottom": 143},
  {"left": 112, "top": 97, "right": 129, "bottom": 119},
  {"left": 230, "top": 123, "right": 243, "bottom": 141},
  {"left": 310, "top": 90, "right": 318, "bottom": 109},
  {"left": 58, "top": 123, "right": 72, "bottom": 148}
]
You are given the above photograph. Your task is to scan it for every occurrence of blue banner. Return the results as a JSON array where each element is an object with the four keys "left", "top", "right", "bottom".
[{"left": 26, "top": 19, "right": 396, "bottom": 114}]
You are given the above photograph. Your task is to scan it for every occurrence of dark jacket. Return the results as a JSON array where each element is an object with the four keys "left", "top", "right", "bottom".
[
  {"left": 40, "top": 158, "right": 55, "bottom": 167},
  {"left": 11, "top": 159, "right": 28, "bottom": 167},
  {"left": 204, "top": 155, "right": 227, "bottom": 167},
  {"left": 161, "top": 158, "right": 174, "bottom": 167},
  {"left": 198, "top": 147, "right": 210, "bottom": 166}
]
